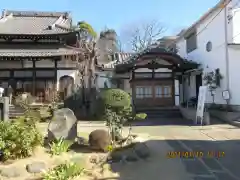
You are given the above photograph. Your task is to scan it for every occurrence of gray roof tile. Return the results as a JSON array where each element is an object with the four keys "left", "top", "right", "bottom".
[
  {"left": 0, "top": 10, "right": 72, "bottom": 35},
  {"left": 0, "top": 44, "right": 80, "bottom": 57}
]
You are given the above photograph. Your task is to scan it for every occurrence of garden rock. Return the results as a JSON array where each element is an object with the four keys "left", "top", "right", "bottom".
[
  {"left": 26, "top": 161, "right": 46, "bottom": 173},
  {"left": 25, "top": 175, "right": 43, "bottom": 180},
  {"left": 47, "top": 108, "right": 77, "bottom": 142},
  {"left": 0, "top": 167, "right": 21, "bottom": 177},
  {"left": 89, "top": 129, "right": 111, "bottom": 152}
]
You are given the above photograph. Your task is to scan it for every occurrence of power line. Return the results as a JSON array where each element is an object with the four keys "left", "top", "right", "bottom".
[
  {"left": 185, "top": 0, "right": 240, "bottom": 53},
  {"left": 172, "top": 0, "right": 240, "bottom": 55},
  {"left": 168, "top": 0, "right": 232, "bottom": 49},
  {"left": 212, "top": 29, "right": 240, "bottom": 51},
  {"left": 193, "top": 0, "right": 232, "bottom": 38}
]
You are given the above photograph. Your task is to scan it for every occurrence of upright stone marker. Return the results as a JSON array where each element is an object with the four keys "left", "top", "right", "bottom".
[
  {"left": 47, "top": 108, "right": 77, "bottom": 142},
  {"left": 0, "top": 97, "right": 9, "bottom": 121},
  {"left": 3, "top": 97, "right": 9, "bottom": 122}
]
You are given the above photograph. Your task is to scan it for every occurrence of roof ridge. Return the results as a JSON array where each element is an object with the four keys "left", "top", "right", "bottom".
[
  {"left": 2, "top": 10, "right": 70, "bottom": 18},
  {"left": 54, "top": 24, "right": 72, "bottom": 31}
]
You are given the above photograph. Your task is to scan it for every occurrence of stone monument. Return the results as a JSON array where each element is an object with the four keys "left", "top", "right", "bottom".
[
  {"left": 47, "top": 108, "right": 77, "bottom": 142},
  {"left": 0, "top": 97, "right": 9, "bottom": 121}
]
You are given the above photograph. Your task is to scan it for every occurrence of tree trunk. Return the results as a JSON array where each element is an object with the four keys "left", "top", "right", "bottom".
[{"left": 87, "top": 51, "right": 97, "bottom": 117}]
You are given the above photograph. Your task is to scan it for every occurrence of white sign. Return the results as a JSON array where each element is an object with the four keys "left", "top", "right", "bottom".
[
  {"left": 222, "top": 90, "right": 230, "bottom": 100},
  {"left": 196, "top": 86, "right": 208, "bottom": 125}
]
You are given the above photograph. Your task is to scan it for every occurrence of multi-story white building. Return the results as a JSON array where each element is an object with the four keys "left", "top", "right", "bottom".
[{"left": 176, "top": 0, "right": 240, "bottom": 110}]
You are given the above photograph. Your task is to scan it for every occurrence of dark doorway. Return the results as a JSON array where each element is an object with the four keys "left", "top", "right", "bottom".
[
  {"left": 59, "top": 75, "right": 74, "bottom": 100},
  {"left": 196, "top": 74, "right": 202, "bottom": 97}
]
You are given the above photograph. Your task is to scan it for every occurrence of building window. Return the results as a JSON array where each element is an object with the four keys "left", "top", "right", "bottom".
[
  {"left": 206, "top": 41, "right": 212, "bottom": 52},
  {"left": 155, "top": 86, "right": 162, "bottom": 97},
  {"left": 186, "top": 31, "right": 197, "bottom": 53},
  {"left": 0, "top": 71, "right": 10, "bottom": 77},
  {"left": 155, "top": 86, "right": 172, "bottom": 98},
  {"left": 136, "top": 86, "right": 152, "bottom": 98},
  {"left": 36, "top": 71, "right": 55, "bottom": 77},
  {"left": 163, "top": 86, "right": 172, "bottom": 97},
  {"left": 14, "top": 71, "right": 33, "bottom": 77}
]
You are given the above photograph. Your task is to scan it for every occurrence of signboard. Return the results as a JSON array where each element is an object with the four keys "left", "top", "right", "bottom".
[
  {"left": 196, "top": 86, "right": 208, "bottom": 125},
  {"left": 222, "top": 90, "right": 230, "bottom": 100}
]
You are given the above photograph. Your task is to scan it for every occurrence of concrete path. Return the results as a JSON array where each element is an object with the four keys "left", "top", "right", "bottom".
[
  {"left": 131, "top": 118, "right": 240, "bottom": 180},
  {"left": 76, "top": 119, "right": 240, "bottom": 180}
]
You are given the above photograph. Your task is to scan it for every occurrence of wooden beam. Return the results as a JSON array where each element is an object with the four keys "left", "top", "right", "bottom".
[
  {"left": 0, "top": 67, "right": 76, "bottom": 71},
  {"left": 32, "top": 60, "right": 36, "bottom": 96},
  {"left": 172, "top": 71, "right": 175, "bottom": 106},
  {"left": 54, "top": 59, "right": 58, "bottom": 90},
  {"left": 134, "top": 64, "right": 173, "bottom": 69}
]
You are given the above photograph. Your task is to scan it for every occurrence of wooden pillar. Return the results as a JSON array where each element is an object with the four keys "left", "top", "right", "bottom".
[
  {"left": 152, "top": 68, "right": 155, "bottom": 79},
  {"left": 10, "top": 71, "right": 14, "bottom": 79},
  {"left": 32, "top": 60, "right": 36, "bottom": 96},
  {"left": 54, "top": 59, "right": 58, "bottom": 89},
  {"left": 131, "top": 68, "right": 136, "bottom": 110},
  {"left": 172, "top": 70, "right": 175, "bottom": 106},
  {"left": 182, "top": 72, "right": 185, "bottom": 103}
]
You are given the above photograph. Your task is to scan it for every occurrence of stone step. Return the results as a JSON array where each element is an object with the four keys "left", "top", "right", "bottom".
[
  {"left": 8, "top": 106, "right": 25, "bottom": 118},
  {"left": 146, "top": 114, "right": 182, "bottom": 119},
  {"left": 135, "top": 106, "right": 179, "bottom": 111},
  {"left": 136, "top": 108, "right": 182, "bottom": 119},
  {"left": 9, "top": 109, "right": 24, "bottom": 113}
]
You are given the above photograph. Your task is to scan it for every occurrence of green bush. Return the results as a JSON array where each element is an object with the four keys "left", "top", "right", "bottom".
[
  {"left": 43, "top": 162, "right": 84, "bottom": 180},
  {"left": 100, "top": 88, "right": 147, "bottom": 143},
  {"left": 135, "top": 113, "right": 147, "bottom": 120},
  {"left": 100, "top": 89, "right": 134, "bottom": 142},
  {"left": 100, "top": 88, "right": 131, "bottom": 108},
  {"left": 49, "top": 138, "right": 74, "bottom": 156},
  {"left": 0, "top": 118, "right": 43, "bottom": 161}
]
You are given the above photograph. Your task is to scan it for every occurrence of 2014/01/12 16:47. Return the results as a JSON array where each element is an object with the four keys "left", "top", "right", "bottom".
[{"left": 167, "top": 151, "right": 225, "bottom": 158}]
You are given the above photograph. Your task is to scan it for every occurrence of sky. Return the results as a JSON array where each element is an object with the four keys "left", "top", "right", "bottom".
[{"left": 1, "top": 0, "right": 220, "bottom": 36}]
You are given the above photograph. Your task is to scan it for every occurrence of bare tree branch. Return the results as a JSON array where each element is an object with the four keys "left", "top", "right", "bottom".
[{"left": 120, "top": 19, "right": 167, "bottom": 52}]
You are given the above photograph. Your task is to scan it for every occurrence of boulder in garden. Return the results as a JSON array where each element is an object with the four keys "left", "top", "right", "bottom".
[
  {"left": 26, "top": 161, "right": 46, "bottom": 173},
  {"left": 89, "top": 129, "right": 111, "bottom": 152},
  {"left": 47, "top": 108, "right": 77, "bottom": 142}
]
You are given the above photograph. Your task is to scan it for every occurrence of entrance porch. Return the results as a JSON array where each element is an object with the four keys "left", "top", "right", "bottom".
[
  {"left": 132, "top": 78, "right": 174, "bottom": 107},
  {"left": 114, "top": 47, "right": 199, "bottom": 109}
]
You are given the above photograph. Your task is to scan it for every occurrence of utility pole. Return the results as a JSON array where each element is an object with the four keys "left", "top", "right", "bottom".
[{"left": 224, "top": 0, "right": 231, "bottom": 105}]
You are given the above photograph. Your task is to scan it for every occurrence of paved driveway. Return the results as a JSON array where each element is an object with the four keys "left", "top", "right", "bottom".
[{"left": 131, "top": 117, "right": 240, "bottom": 180}]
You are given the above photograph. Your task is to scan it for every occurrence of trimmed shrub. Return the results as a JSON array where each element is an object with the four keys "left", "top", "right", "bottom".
[
  {"left": 100, "top": 89, "right": 133, "bottom": 141},
  {"left": 100, "top": 88, "right": 131, "bottom": 108}
]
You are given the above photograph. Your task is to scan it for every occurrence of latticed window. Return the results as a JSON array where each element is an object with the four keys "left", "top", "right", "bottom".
[
  {"left": 163, "top": 86, "right": 171, "bottom": 97},
  {"left": 155, "top": 86, "right": 172, "bottom": 98},
  {"left": 136, "top": 86, "right": 152, "bottom": 98},
  {"left": 155, "top": 86, "right": 162, "bottom": 97}
]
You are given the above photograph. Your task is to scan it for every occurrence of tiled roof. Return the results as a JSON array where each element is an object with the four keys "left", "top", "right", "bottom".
[
  {"left": 116, "top": 47, "right": 172, "bottom": 65},
  {"left": 103, "top": 52, "right": 133, "bottom": 69},
  {"left": 0, "top": 10, "right": 72, "bottom": 35},
  {"left": 0, "top": 44, "right": 80, "bottom": 57},
  {"left": 114, "top": 47, "right": 200, "bottom": 72}
]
